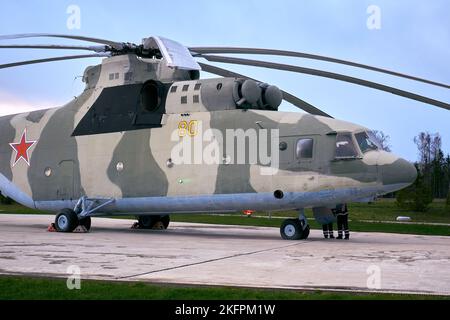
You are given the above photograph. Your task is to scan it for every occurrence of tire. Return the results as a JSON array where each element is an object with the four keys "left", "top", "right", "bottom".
[
  {"left": 55, "top": 209, "right": 79, "bottom": 232},
  {"left": 300, "top": 224, "right": 310, "bottom": 240},
  {"left": 138, "top": 215, "right": 154, "bottom": 229},
  {"left": 160, "top": 215, "right": 170, "bottom": 229},
  {"left": 79, "top": 217, "right": 91, "bottom": 231},
  {"left": 138, "top": 215, "right": 170, "bottom": 230},
  {"left": 280, "top": 219, "right": 302, "bottom": 240}
]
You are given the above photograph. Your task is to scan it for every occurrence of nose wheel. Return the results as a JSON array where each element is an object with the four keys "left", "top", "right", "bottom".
[{"left": 280, "top": 209, "right": 310, "bottom": 240}]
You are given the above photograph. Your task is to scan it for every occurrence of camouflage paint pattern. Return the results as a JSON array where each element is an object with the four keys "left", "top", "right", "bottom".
[{"left": 0, "top": 55, "right": 417, "bottom": 214}]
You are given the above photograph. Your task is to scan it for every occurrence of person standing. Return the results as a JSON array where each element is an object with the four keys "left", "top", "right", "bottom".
[
  {"left": 322, "top": 222, "right": 335, "bottom": 239},
  {"left": 335, "top": 203, "right": 349, "bottom": 240}
]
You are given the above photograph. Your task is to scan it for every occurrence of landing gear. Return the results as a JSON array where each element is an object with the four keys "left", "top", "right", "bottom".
[
  {"left": 79, "top": 216, "right": 91, "bottom": 231},
  {"left": 137, "top": 215, "right": 170, "bottom": 230},
  {"left": 53, "top": 197, "right": 115, "bottom": 233},
  {"left": 280, "top": 219, "right": 302, "bottom": 240},
  {"left": 54, "top": 209, "right": 79, "bottom": 232},
  {"left": 280, "top": 209, "right": 310, "bottom": 240},
  {"left": 54, "top": 209, "right": 91, "bottom": 232}
]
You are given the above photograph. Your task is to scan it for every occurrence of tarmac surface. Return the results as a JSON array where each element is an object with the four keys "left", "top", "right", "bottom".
[{"left": 0, "top": 214, "right": 449, "bottom": 295}]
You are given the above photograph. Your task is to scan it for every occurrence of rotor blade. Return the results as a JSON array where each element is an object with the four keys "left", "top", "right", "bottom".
[
  {"left": 199, "top": 62, "right": 332, "bottom": 117},
  {"left": 198, "top": 55, "right": 450, "bottom": 111},
  {"left": 0, "top": 33, "right": 124, "bottom": 50},
  {"left": 0, "top": 44, "right": 108, "bottom": 53},
  {"left": 190, "top": 47, "right": 450, "bottom": 89},
  {"left": 0, "top": 54, "right": 109, "bottom": 70}
]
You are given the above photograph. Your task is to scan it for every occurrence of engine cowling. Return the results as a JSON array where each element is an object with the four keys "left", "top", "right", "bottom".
[{"left": 233, "top": 79, "right": 282, "bottom": 110}]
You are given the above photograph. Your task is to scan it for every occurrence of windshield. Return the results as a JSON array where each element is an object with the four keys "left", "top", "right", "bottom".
[
  {"left": 355, "top": 131, "right": 380, "bottom": 153},
  {"left": 335, "top": 133, "right": 359, "bottom": 158}
]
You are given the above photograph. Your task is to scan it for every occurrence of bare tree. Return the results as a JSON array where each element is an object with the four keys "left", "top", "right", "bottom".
[
  {"left": 414, "top": 132, "right": 432, "bottom": 167},
  {"left": 431, "top": 134, "right": 442, "bottom": 160},
  {"left": 372, "top": 130, "right": 391, "bottom": 152}
]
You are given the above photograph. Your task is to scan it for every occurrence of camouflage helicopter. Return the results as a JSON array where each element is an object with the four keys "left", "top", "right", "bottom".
[{"left": 0, "top": 33, "right": 448, "bottom": 240}]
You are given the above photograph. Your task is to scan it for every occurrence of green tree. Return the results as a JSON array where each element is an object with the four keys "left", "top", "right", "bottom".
[{"left": 396, "top": 166, "right": 432, "bottom": 212}]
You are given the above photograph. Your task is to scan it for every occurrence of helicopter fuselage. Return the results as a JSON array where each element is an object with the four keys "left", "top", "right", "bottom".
[{"left": 0, "top": 54, "right": 417, "bottom": 218}]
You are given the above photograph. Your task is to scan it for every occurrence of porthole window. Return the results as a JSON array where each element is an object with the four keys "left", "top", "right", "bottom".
[
  {"left": 279, "top": 141, "right": 288, "bottom": 151},
  {"left": 116, "top": 162, "right": 124, "bottom": 172},
  {"left": 216, "top": 83, "right": 223, "bottom": 91},
  {"left": 296, "top": 138, "right": 313, "bottom": 159},
  {"left": 44, "top": 167, "right": 52, "bottom": 177},
  {"left": 140, "top": 81, "right": 161, "bottom": 112}
]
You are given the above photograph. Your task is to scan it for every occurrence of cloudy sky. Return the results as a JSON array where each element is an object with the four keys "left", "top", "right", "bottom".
[{"left": 0, "top": 0, "right": 448, "bottom": 161}]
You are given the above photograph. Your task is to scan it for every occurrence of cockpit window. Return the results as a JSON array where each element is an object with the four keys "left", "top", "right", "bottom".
[
  {"left": 355, "top": 131, "right": 379, "bottom": 153},
  {"left": 335, "top": 133, "right": 358, "bottom": 158}
]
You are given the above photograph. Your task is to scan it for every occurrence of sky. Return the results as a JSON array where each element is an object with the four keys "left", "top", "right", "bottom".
[{"left": 0, "top": 0, "right": 448, "bottom": 161}]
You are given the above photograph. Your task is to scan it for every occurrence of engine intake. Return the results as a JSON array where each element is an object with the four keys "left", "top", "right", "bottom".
[{"left": 233, "top": 79, "right": 282, "bottom": 110}]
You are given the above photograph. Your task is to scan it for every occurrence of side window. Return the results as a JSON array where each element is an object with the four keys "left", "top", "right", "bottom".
[
  {"left": 335, "top": 133, "right": 358, "bottom": 158},
  {"left": 296, "top": 138, "right": 313, "bottom": 159}
]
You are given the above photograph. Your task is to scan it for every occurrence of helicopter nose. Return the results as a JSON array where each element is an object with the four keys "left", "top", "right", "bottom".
[{"left": 380, "top": 157, "right": 417, "bottom": 186}]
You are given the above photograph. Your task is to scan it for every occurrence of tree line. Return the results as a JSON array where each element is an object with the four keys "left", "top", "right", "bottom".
[{"left": 396, "top": 132, "right": 450, "bottom": 211}]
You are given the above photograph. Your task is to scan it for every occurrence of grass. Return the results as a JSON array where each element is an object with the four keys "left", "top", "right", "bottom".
[
  {"left": 1, "top": 199, "right": 449, "bottom": 236},
  {"left": 0, "top": 203, "right": 49, "bottom": 215},
  {"left": 170, "top": 199, "right": 450, "bottom": 236},
  {"left": 0, "top": 276, "right": 447, "bottom": 300},
  {"left": 171, "top": 213, "right": 450, "bottom": 236}
]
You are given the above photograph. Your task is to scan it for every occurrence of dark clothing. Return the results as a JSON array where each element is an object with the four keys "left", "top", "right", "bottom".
[
  {"left": 322, "top": 223, "right": 334, "bottom": 239},
  {"left": 335, "top": 203, "right": 349, "bottom": 240},
  {"left": 337, "top": 214, "right": 349, "bottom": 239}
]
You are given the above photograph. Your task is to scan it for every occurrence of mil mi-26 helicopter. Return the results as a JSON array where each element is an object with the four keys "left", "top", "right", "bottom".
[{"left": 0, "top": 33, "right": 448, "bottom": 240}]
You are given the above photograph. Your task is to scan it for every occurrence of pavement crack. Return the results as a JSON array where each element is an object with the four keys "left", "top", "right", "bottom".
[{"left": 117, "top": 241, "right": 308, "bottom": 280}]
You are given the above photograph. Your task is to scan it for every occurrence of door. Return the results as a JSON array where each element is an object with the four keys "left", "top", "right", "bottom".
[
  {"left": 279, "top": 135, "right": 320, "bottom": 191},
  {"left": 278, "top": 136, "right": 297, "bottom": 166}
]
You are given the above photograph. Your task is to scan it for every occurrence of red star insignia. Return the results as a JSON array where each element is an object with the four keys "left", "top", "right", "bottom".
[{"left": 9, "top": 129, "right": 37, "bottom": 167}]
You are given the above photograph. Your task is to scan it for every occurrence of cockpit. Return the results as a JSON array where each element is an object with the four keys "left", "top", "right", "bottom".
[{"left": 334, "top": 130, "right": 382, "bottom": 159}]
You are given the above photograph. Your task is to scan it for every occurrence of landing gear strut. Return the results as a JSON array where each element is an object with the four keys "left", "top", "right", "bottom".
[
  {"left": 280, "top": 209, "right": 310, "bottom": 240},
  {"left": 53, "top": 196, "right": 114, "bottom": 232},
  {"left": 137, "top": 215, "right": 170, "bottom": 230}
]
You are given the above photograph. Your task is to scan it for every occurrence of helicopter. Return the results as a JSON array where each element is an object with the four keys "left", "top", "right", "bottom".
[{"left": 0, "top": 33, "right": 448, "bottom": 240}]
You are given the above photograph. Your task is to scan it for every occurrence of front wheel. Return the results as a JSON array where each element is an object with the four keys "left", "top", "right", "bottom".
[{"left": 280, "top": 219, "right": 302, "bottom": 240}]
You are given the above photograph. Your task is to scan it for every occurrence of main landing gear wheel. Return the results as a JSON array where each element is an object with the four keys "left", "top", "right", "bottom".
[
  {"left": 55, "top": 208, "right": 79, "bottom": 232},
  {"left": 280, "top": 218, "right": 310, "bottom": 240},
  {"left": 79, "top": 216, "right": 91, "bottom": 231},
  {"left": 137, "top": 215, "right": 170, "bottom": 230}
]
